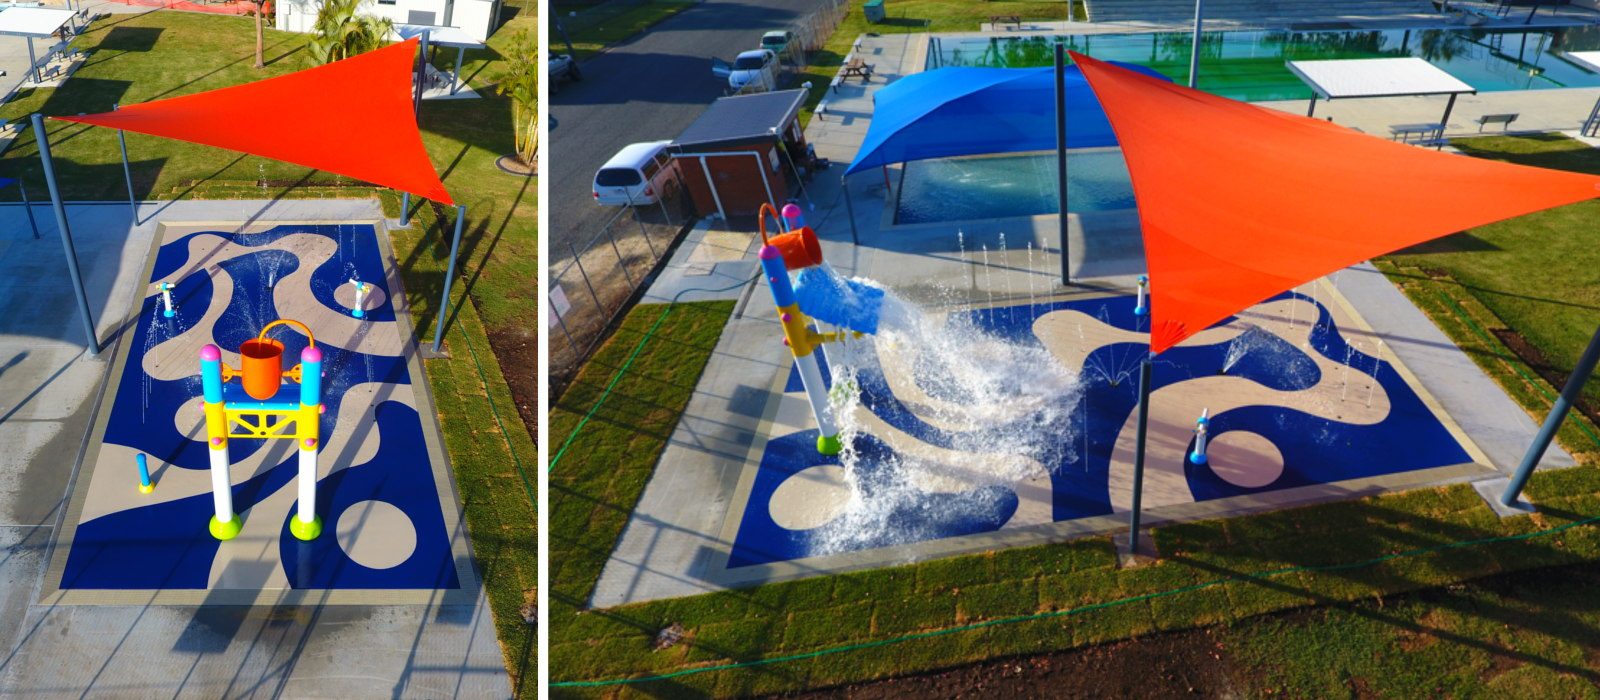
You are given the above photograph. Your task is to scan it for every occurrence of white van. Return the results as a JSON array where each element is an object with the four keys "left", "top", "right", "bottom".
[{"left": 592, "top": 140, "right": 677, "bottom": 206}]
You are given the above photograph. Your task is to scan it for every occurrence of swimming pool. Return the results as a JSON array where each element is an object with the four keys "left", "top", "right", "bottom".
[
  {"left": 928, "top": 25, "right": 1600, "bottom": 102},
  {"left": 895, "top": 150, "right": 1135, "bottom": 224}
]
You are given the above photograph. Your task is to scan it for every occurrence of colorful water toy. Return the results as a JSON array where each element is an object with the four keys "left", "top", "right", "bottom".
[
  {"left": 757, "top": 204, "right": 868, "bottom": 455},
  {"left": 135, "top": 453, "right": 153, "bottom": 494},
  {"left": 1134, "top": 275, "right": 1149, "bottom": 317},
  {"left": 1189, "top": 408, "right": 1209, "bottom": 465},
  {"left": 198, "top": 319, "right": 325, "bottom": 541}
]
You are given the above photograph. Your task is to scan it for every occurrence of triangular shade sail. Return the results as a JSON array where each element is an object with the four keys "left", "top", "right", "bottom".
[
  {"left": 57, "top": 39, "right": 452, "bottom": 205},
  {"left": 844, "top": 63, "right": 1167, "bottom": 176},
  {"left": 1071, "top": 52, "right": 1600, "bottom": 354}
]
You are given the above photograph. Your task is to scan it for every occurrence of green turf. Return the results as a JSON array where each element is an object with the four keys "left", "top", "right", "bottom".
[
  {"left": 549, "top": 135, "right": 1600, "bottom": 696},
  {"left": 0, "top": 12, "right": 539, "bottom": 696},
  {"left": 553, "top": 0, "right": 695, "bottom": 62}
]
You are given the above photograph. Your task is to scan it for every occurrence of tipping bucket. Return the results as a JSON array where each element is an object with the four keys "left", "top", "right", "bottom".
[
  {"left": 239, "top": 338, "right": 285, "bottom": 400},
  {"left": 759, "top": 203, "right": 823, "bottom": 270}
]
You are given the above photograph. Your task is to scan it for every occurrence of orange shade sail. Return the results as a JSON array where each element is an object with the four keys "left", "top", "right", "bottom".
[
  {"left": 57, "top": 38, "right": 452, "bottom": 205},
  {"left": 1071, "top": 51, "right": 1600, "bottom": 354}
]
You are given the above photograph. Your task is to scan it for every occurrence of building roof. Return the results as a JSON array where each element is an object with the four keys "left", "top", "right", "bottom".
[
  {"left": 1287, "top": 57, "right": 1475, "bottom": 99},
  {"left": 1568, "top": 51, "right": 1600, "bottom": 73},
  {"left": 672, "top": 89, "right": 806, "bottom": 151},
  {"left": 0, "top": 8, "right": 76, "bottom": 38},
  {"left": 391, "top": 24, "right": 486, "bottom": 50}
]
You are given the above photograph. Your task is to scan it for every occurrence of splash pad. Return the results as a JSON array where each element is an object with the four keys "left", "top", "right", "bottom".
[
  {"left": 43, "top": 222, "right": 472, "bottom": 605},
  {"left": 723, "top": 218, "right": 1490, "bottom": 576}
]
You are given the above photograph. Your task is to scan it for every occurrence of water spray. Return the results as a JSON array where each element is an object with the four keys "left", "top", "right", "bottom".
[
  {"left": 159, "top": 282, "right": 175, "bottom": 318},
  {"left": 1189, "top": 408, "right": 1210, "bottom": 465}
]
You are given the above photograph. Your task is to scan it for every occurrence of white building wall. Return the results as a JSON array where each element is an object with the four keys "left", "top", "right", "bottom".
[{"left": 277, "top": 0, "right": 496, "bottom": 42}]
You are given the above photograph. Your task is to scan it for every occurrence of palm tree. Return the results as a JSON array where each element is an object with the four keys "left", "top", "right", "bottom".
[
  {"left": 496, "top": 29, "right": 536, "bottom": 167},
  {"left": 307, "top": 0, "right": 393, "bottom": 65}
]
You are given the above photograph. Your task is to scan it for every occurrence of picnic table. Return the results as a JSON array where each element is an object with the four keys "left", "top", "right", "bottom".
[
  {"left": 988, "top": 14, "right": 1022, "bottom": 29},
  {"left": 841, "top": 57, "right": 873, "bottom": 81}
]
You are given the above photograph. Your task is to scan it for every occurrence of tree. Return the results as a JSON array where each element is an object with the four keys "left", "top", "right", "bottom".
[
  {"left": 306, "top": 0, "right": 393, "bottom": 65},
  {"left": 495, "top": 29, "right": 536, "bottom": 167},
  {"left": 250, "top": 0, "right": 272, "bottom": 68}
]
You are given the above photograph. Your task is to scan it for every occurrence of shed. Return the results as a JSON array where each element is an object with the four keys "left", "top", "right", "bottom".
[{"left": 670, "top": 89, "right": 808, "bottom": 219}]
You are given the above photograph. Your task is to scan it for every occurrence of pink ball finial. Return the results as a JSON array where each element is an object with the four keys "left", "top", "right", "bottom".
[
  {"left": 318, "top": 404, "right": 326, "bottom": 414},
  {"left": 301, "top": 346, "right": 323, "bottom": 363},
  {"left": 781, "top": 312, "right": 792, "bottom": 322},
  {"left": 303, "top": 438, "right": 317, "bottom": 448},
  {"left": 781, "top": 203, "right": 801, "bottom": 218},
  {"left": 199, "top": 345, "right": 221, "bottom": 362},
  {"left": 211, "top": 437, "right": 224, "bottom": 446},
  {"left": 782, "top": 338, "right": 790, "bottom": 346}
]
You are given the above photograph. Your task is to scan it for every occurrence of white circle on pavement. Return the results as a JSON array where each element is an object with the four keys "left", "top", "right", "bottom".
[
  {"left": 1208, "top": 431, "right": 1285, "bottom": 489},
  {"left": 768, "top": 465, "right": 852, "bottom": 530},
  {"left": 336, "top": 499, "right": 416, "bottom": 569}
]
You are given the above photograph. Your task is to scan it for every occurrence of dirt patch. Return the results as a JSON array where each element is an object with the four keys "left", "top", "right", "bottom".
[
  {"left": 773, "top": 628, "right": 1237, "bottom": 699},
  {"left": 1490, "top": 328, "right": 1600, "bottom": 427},
  {"left": 485, "top": 321, "right": 538, "bottom": 439}
]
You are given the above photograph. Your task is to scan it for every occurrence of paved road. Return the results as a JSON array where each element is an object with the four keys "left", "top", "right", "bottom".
[{"left": 548, "top": 0, "right": 828, "bottom": 262}]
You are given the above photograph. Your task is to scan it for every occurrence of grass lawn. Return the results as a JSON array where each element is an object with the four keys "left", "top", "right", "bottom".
[
  {"left": 0, "top": 11, "right": 539, "bottom": 696},
  {"left": 548, "top": 135, "right": 1600, "bottom": 696},
  {"left": 553, "top": 0, "right": 695, "bottom": 61}
]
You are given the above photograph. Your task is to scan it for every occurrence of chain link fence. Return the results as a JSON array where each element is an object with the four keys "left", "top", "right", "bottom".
[{"left": 549, "top": 175, "right": 696, "bottom": 390}]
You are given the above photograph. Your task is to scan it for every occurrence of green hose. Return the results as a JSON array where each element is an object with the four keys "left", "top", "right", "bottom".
[{"left": 553, "top": 510, "right": 1600, "bottom": 688}]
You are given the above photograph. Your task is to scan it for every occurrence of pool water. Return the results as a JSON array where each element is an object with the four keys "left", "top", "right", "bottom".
[
  {"left": 895, "top": 150, "right": 1135, "bottom": 224},
  {"left": 928, "top": 25, "right": 1600, "bottom": 102}
]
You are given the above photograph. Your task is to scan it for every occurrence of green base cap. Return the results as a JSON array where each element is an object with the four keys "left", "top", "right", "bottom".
[
  {"left": 817, "top": 434, "right": 842, "bottom": 455},
  {"left": 289, "top": 515, "right": 323, "bottom": 541},
  {"left": 209, "top": 515, "right": 243, "bottom": 541}
]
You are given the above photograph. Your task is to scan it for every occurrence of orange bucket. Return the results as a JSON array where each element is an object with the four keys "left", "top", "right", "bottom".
[
  {"left": 759, "top": 203, "right": 823, "bottom": 270},
  {"left": 239, "top": 338, "right": 284, "bottom": 400}
]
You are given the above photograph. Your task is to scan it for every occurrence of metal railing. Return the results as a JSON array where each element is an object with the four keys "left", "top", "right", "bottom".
[{"left": 548, "top": 175, "right": 696, "bottom": 390}]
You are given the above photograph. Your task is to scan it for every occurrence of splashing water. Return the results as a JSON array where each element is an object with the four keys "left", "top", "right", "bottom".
[
  {"left": 1222, "top": 325, "right": 1271, "bottom": 374},
  {"left": 801, "top": 265, "right": 1081, "bottom": 557}
]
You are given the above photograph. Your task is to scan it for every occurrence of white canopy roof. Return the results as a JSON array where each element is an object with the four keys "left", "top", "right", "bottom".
[
  {"left": 0, "top": 7, "right": 75, "bottom": 38},
  {"left": 1567, "top": 51, "right": 1600, "bottom": 73},
  {"left": 1287, "top": 57, "right": 1476, "bottom": 100},
  {"left": 392, "top": 24, "right": 485, "bottom": 50}
]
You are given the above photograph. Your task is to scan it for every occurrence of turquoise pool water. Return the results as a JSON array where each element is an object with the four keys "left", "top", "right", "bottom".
[
  {"left": 928, "top": 25, "right": 1600, "bottom": 102},
  {"left": 895, "top": 150, "right": 1135, "bottom": 224}
]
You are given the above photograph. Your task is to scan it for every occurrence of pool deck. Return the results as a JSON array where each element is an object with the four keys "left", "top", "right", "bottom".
[
  {"left": 587, "top": 29, "right": 1596, "bottom": 608},
  {"left": 0, "top": 200, "right": 508, "bottom": 697}
]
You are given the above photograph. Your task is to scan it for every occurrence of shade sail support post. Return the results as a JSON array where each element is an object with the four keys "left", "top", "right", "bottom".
[
  {"left": 452, "top": 46, "right": 465, "bottom": 95},
  {"left": 1126, "top": 354, "right": 1153, "bottom": 555},
  {"left": 431, "top": 204, "right": 466, "bottom": 354},
  {"left": 26, "top": 37, "right": 38, "bottom": 85},
  {"left": 33, "top": 113, "right": 99, "bottom": 357},
  {"left": 114, "top": 104, "right": 137, "bottom": 225},
  {"left": 841, "top": 174, "right": 859, "bottom": 246},
  {"left": 1438, "top": 93, "right": 1459, "bottom": 143},
  {"left": 1055, "top": 42, "right": 1070, "bottom": 286},
  {"left": 1502, "top": 324, "right": 1600, "bottom": 507},
  {"left": 1188, "top": 0, "right": 1203, "bottom": 88},
  {"left": 1306, "top": 93, "right": 1318, "bottom": 117}
]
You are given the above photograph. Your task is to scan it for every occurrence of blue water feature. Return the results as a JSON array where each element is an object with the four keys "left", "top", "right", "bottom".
[
  {"left": 793, "top": 266, "right": 886, "bottom": 335},
  {"left": 727, "top": 291, "right": 1472, "bottom": 567}
]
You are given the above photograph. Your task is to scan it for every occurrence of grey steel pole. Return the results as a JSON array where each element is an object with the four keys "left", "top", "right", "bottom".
[
  {"left": 1127, "top": 356, "right": 1153, "bottom": 554},
  {"left": 431, "top": 204, "right": 466, "bottom": 353},
  {"left": 1502, "top": 325, "right": 1600, "bottom": 507},
  {"left": 19, "top": 180, "right": 38, "bottom": 239},
  {"left": 453, "top": 46, "right": 465, "bottom": 95},
  {"left": 1055, "top": 43, "right": 1070, "bottom": 286},
  {"left": 114, "top": 104, "right": 137, "bottom": 224},
  {"left": 1188, "top": 0, "right": 1204, "bottom": 88},
  {"left": 841, "top": 174, "right": 859, "bottom": 246},
  {"left": 414, "top": 30, "right": 429, "bottom": 116},
  {"left": 32, "top": 113, "right": 99, "bottom": 356},
  {"left": 26, "top": 38, "right": 38, "bottom": 84}
]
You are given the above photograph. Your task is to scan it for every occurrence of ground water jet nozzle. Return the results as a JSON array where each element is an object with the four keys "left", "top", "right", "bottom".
[
  {"left": 1190, "top": 408, "right": 1210, "bottom": 465},
  {"left": 1134, "top": 275, "right": 1149, "bottom": 317},
  {"left": 350, "top": 279, "right": 368, "bottom": 319},
  {"left": 159, "top": 282, "right": 175, "bottom": 318}
]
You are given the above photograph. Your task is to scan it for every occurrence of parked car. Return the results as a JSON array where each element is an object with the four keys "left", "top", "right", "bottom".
[
  {"left": 761, "top": 30, "right": 796, "bottom": 62},
  {"left": 713, "top": 49, "right": 777, "bottom": 92},
  {"left": 549, "top": 52, "right": 580, "bottom": 92},
  {"left": 592, "top": 141, "right": 678, "bottom": 207}
]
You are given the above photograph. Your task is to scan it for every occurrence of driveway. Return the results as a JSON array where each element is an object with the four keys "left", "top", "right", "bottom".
[{"left": 548, "top": 0, "right": 830, "bottom": 262}]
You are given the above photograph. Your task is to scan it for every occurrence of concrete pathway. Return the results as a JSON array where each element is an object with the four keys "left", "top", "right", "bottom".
[{"left": 0, "top": 199, "right": 509, "bottom": 698}]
